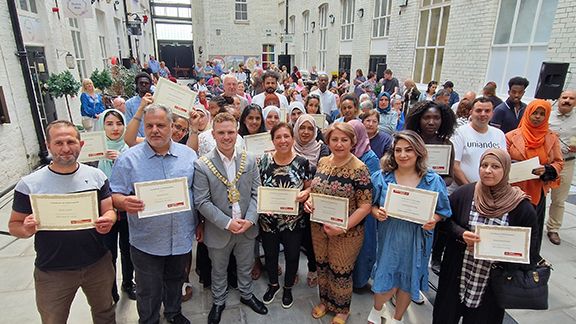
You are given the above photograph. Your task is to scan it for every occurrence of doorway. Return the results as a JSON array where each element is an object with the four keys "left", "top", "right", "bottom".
[{"left": 26, "top": 46, "right": 57, "bottom": 127}]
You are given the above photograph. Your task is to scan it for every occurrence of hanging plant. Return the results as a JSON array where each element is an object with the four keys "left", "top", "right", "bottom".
[{"left": 46, "top": 70, "right": 82, "bottom": 123}]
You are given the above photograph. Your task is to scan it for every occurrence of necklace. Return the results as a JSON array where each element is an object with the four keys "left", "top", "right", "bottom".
[{"left": 200, "top": 151, "right": 247, "bottom": 203}]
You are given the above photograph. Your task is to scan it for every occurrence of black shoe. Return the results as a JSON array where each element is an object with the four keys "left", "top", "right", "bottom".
[
  {"left": 121, "top": 282, "right": 137, "bottom": 300},
  {"left": 240, "top": 296, "right": 268, "bottom": 315},
  {"left": 262, "top": 284, "right": 280, "bottom": 304},
  {"left": 281, "top": 288, "right": 293, "bottom": 309},
  {"left": 207, "top": 303, "right": 225, "bottom": 324},
  {"left": 167, "top": 313, "right": 190, "bottom": 324},
  {"left": 431, "top": 259, "right": 441, "bottom": 275}
]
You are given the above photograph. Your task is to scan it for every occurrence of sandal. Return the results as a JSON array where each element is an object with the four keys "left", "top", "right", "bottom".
[
  {"left": 307, "top": 271, "right": 318, "bottom": 288},
  {"left": 367, "top": 304, "right": 389, "bottom": 324},
  {"left": 331, "top": 313, "right": 349, "bottom": 324},
  {"left": 311, "top": 303, "right": 327, "bottom": 319}
]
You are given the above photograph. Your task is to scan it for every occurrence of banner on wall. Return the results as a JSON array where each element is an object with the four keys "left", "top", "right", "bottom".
[
  {"left": 208, "top": 55, "right": 260, "bottom": 72},
  {"left": 62, "top": 0, "right": 93, "bottom": 19}
]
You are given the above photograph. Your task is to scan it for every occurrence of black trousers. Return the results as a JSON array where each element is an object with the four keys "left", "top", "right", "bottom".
[
  {"left": 431, "top": 220, "right": 448, "bottom": 263},
  {"left": 102, "top": 213, "right": 133, "bottom": 296},
  {"left": 130, "top": 246, "right": 188, "bottom": 324},
  {"left": 534, "top": 190, "right": 546, "bottom": 255},
  {"left": 261, "top": 227, "right": 304, "bottom": 287},
  {"left": 301, "top": 216, "right": 317, "bottom": 272}
]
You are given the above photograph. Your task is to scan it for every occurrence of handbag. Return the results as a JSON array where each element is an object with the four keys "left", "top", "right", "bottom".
[{"left": 490, "top": 259, "right": 552, "bottom": 310}]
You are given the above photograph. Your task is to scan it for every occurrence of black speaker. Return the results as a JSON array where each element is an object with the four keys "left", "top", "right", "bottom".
[
  {"left": 534, "top": 62, "right": 569, "bottom": 100},
  {"left": 278, "top": 55, "right": 291, "bottom": 72}
]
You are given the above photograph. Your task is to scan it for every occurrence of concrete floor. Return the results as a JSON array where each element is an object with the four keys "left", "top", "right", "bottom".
[{"left": 1, "top": 184, "right": 576, "bottom": 323}]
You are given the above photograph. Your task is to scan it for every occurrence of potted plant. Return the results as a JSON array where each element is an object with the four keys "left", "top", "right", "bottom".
[
  {"left": 46, "top": 70, "right": 82, "bottom": 123},
  {"left": 90, "top": 69, "right": 113, "bottom": 93}
]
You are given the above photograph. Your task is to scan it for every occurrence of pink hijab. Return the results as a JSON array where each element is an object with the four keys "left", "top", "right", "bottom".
[{"left": 348, "top": 119, "right": 371, "bottom": 158}]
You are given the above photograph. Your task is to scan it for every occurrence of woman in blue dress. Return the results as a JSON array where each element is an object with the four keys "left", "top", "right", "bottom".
[{"left": 368, "top": 130, "right": 451, "bottom": 324}]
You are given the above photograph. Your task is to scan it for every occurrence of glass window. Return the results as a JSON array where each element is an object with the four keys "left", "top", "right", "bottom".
[
  {"left": 235, "top": 0, "right": 248, "bottom": 21},
  {"left": 318, "top": 4, "right": 328, "bottom": 71},
  {"left": 341, "top": 0, "right": 355, "bottom": 41},
  {"left": 262, "top": 44, "right": 275, "bottom": 69},
  {"left": 302, "top": 11, "right": 310, "bottom": 69},
  {"left": 372, "top": 0, "right": 392, "bottom": 38}
]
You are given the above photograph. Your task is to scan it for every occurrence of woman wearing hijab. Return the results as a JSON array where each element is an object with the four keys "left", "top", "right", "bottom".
[
  {"left": 293, "top": 115, "right": 331, "bottom": 288},
  {"left": 368, "top": 131, "right": 450, "bottom": 324},
  {"left": 97, "top": 109, "right": 136, "bottom": 302},
  {"left": 376, "top": 91, "right": 399, "bottom": 135},
  {"left": 263, "top": 105, "right": 282, "bottom": 131},
  {"left": 506, "top": 99, "right": 563, "bottom": 254},
  {"left": 432, "top": 149, "right": 540, "bottom": 324},
  {"left": 288, "top": 101, "right": 306, "bottom": 125}
]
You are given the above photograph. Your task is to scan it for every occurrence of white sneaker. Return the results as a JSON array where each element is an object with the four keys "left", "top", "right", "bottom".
[
  {"left": 367, "top": 304, "right": 390, "bottom": 324},
  {"left": 412, "top": 291, "right": 425, "bottom": 305}
]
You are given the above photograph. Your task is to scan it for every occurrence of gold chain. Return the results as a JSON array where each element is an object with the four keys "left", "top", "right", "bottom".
[{"left": 200, "top": 151, "right": 247, "bottom": 203}]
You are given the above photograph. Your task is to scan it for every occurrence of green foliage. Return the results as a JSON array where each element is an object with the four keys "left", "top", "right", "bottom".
[
  {"left": 109, "top": 65, "right": 136, "bottom": 98},
  {"left": 46, "top": 70, "right": 81, "bottom": 98},
  {"left": 90, "top": 69, "right": 113, "bottom": 92}
]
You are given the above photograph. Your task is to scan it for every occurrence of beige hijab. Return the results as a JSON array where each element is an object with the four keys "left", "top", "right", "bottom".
[{"left": 474, "top": 149, "right": 529, "bottom": 218}]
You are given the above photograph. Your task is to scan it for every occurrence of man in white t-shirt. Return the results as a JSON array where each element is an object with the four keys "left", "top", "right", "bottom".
[
  {"left": 451, "top": 97, "right": 507, "bottom": 187},
  {"left": 310, "top": 72, "right": 338, "bottom": 115},
  {"left": 251, "top": 70, "right": 289, "bottom": 110}
]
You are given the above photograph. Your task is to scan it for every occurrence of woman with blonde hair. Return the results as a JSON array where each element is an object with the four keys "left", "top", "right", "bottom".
[{"left": 80, "top": 78, "right": 105, "bottom": 130}]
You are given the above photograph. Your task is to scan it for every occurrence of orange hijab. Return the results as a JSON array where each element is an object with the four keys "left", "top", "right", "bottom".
[{"left": 518, "top": 99, "right": 551, "bottom": 163}]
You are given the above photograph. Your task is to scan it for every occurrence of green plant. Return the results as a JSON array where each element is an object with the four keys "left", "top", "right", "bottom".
[
  {"left": 109, "top": 65, "right": 136, "bottom": 98},
  {"left": 46, "top": 70, "right": 82, "bottom": 123},
  {"left": 90, "top": 69, "right": 113, "bottom": 92}
]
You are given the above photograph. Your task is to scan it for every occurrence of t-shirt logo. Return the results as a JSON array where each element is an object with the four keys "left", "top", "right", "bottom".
[{"left": 466, "top": 141, "right": 502, "bottom": 149}]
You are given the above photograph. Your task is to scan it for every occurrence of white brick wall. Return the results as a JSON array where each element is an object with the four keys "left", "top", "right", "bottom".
[
  {"left": 0, "top": 1, "right": 39, "bottom": 190},
  {"left": 547, "top": 0, "right": 576, "bottom": 92}
]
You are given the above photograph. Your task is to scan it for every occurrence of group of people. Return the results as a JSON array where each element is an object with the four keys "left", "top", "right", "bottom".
[{"left": 9, "top": 61, "right": 576, "bottom": 324}]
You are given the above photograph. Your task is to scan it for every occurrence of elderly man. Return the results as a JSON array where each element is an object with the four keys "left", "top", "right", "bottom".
[
  {"left": 311, "top": 72, "right": 338, "bottom": 117},
  {"left": 252, "top": 70, "right": 289, "bottom": 110},
  {"left": 194, "top": 112, "right": 267, "bottom": 324},
  {"left": 546, "top": 90, "right": 576, "bottom": 245},
  {"left": 111, "top": 104, "right": 197, "bottom": 324},
  {"left": 9, "top": 120, "right": 117, "bottom": 324},
  {"left": 451, "top": 91, "right": 476, "bottom": 113},
  {"left": 222, "top": 74, "right": 248, "bottom": 110},
  {"left": 113, "top": 96, "right": 126, "bottom": 114},
  {"left": 490, "top": 76, "right": 530, "bottom": 134}
]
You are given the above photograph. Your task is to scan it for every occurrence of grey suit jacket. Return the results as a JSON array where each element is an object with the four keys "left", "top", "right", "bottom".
[{"left": 193, "top": 149, "right": 260, "bottom": 249}]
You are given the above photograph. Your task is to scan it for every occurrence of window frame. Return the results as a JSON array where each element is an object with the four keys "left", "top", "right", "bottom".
[
  {"left": 341, "top": 0, "right": 355, "bottom": 41},
  {"left": 372, "top": 0, "right": 392, "bottom": 38},
  {"left": 235, "top": 0, "right": 248, "bottom": 21},
  {"left": 318, "top": 4, "right": 328, "bottom": 71},
  {"left": 262, "top": 44, "right": 275, "bottom": 70},
  {"left": 69, "top": 18, "right": 87, "bottom": 80},
  {"left": 302, "top": 11, "right": 310, "bottom": 69}
]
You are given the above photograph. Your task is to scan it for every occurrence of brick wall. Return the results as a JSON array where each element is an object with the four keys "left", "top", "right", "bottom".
[{"left": 547, "top": 0, "right": 576, "bottom": 92}]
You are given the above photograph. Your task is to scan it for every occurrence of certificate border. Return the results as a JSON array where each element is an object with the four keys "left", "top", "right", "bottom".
[
  {"left": 474, "top": 225, "right": 531, "bottom": 264},
  {"left": 257, "top": 186, "right": 300, "bottom": 216},
  {"left": 425, "top": 144, "right": 452, "bottom": 175},
  {"left": 509, "top": 157, "right": 540, "bottom": 184},
  {"left": 309, "top": 114, "right": 327, "bottom": 129},
  {"left": 153, "top": 78, "right": 198, "bottom": 118},
  {"left": 310, "top": 193, "right": 349, "bottom": 229},
  {"left": 31, "top": 191, "right": 99, "bottom": 231},
  {"left": 134, "top": 177, "right": 191, "bottom": 218},
  {"left": 243, "top": 132, "right": 274, "bottom": 156},
  {"left": 78, "top": 131, "right": 107, "bottom": 163},
  {"left": 383, "top": 183, "right": 438, "bottom": 225}
]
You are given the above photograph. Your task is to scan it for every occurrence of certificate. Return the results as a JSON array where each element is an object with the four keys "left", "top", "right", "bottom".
[
  {"left": 509, "top": 157, "right": 540, "bottom": 183},
  {"left": 474, "top": 225, "right": 531, "bottom": 264},
  {"left": 310, "top": 193, "right": 349, "bottom": 229},
  {"left": 426, "top": 144, "right": 451, "bottom": 175},
  {"left": 257, "top": 187, "right": 299, "bottom": 215},
  {"left": 279, "top": 108, "right": 288, "bottom": 123},
  {"left": 310, "top": 114, "right": 327, "bottom": 129},
  {"left": 384, "top": 183, "right": 438, "bottom": 225},
  {"left": 134, "top": 177, "right": 191, "bottom": 218},
  {"left": 31, "top": 191, "right": 99, "bottom": 231},
  {"left": 244, "top": 132, "right": 274, "bottom": 156},
  {"left": 79, "top": 131, "right": 107, "bottom": 162},
  {"left": 153, "top": 77, "right": 198, "bottom": 118}
]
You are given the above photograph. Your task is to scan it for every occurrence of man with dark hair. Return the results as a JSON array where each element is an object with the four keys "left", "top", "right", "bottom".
[
  {"left": 125, "top": 72, "right": 153, "bottom": 136},
  {"left": 9, "top": 120, "right": 117, "bottom": 324},
  {"left": 442, "top": 81, "right": 460, "bottom": 107},
  {"left": 311, "top": 72, "right": 338, "bottom": 116},
  {"left": 111, "top": 104, "right": 197, "bottom": 324},
  {"left": 380, "top": 69, "right": 399, "bottom": 96},
  {"left": 490, "top": 76, "right": 530, "bottom": 134},
  {"left": 434, "top": 89, "right": 451, "bottom": 106},
  {"left": 251, "top": 70, "right": 289, "bottom": 110}
]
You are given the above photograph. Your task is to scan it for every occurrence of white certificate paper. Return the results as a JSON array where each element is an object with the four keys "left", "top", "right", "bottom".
[
  {"left": 31, "top": 191, "right": 99, "bottom": 231},
  {"left": 153, "top": 78, "right": 198, "bottom": 118},
  {"left": 134, "top": 177, "right": 191, "bottom": 218},
  {"left": 426, "top": 144, "right": 451, "bottom": 175},
  {"left": 78, "top": 131, "right": 107, "bottom": 162},
  {"left": 310, "top": 193, "right": 349, "bottom": 229},
  {"left": 474, "top": 225, "right": 531, "bottom": 264},
  {"left": 509, "top": 157, "right": 540, "bottom": 183},
  {"left": 384, "top": 184, "right": 438, "bottom": 225},
  {"left": 244, "top": 132, "right": 274, "bottom": 156},
  {"left": 279, "top": 108, "right": 288, "bottom": 123},
  {"left": 310, "top": 114, "right": 327, "bottom": 129},
  {"left": 257, "top": 187, "right": 299, "bottom": 215}
]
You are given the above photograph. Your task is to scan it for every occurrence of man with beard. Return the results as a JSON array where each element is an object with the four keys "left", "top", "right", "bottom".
[
  {"left": 251, "top": 70, "right": 289, "bottom": 110},
  {"left": 125, "top": 72, "right": 153, "bottom": 136},
  {"left": 311, "top": 72, "right": 338, "bottom": 117},
  {"left": 490, "top": 76, "right": 529, "bottom": 134},
  {"left": 9, "top": 120, "right": 117, "bottom": 324},
  {"left": 546, "top": 90, "right": 576, "bottom": 245},
  {"left": 111, "top": 104, "right": 197, "bottom": 324}
]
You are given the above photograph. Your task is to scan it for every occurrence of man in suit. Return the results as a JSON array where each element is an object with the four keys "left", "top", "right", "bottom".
[{"left": 193, "top": 112, "right": 267, "bottom": 324}]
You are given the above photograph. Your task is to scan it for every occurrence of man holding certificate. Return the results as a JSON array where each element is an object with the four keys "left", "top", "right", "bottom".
[
  {"left": 433, "top": 149, "right": 540, "bottom": 324},
  {"left": 193, "top": 112, "right": 268, "bottom": 324},
  {"left": 9, "top": 120, "right": 117, "bottom": 324},
  {"left": 111, "top": 104, "right": 197, "bottom": 324}
]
